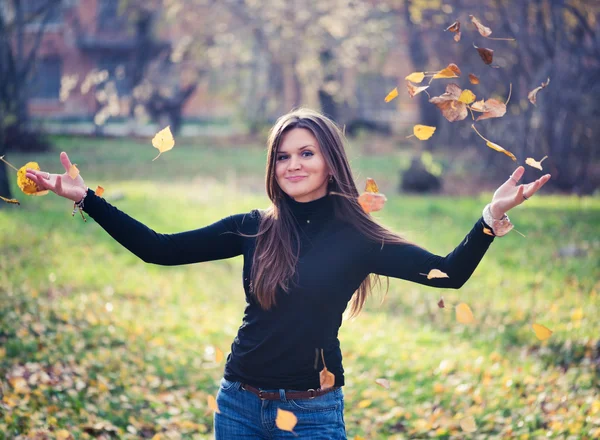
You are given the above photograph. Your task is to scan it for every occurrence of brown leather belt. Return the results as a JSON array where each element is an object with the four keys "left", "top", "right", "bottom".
[{"left": 241, "top": 383, "right": 339, "bottom": 400}]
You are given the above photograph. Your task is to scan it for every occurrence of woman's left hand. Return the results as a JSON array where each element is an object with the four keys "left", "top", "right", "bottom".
[{"left": 490, "top": 166, "right": 551, "bottom": 218}]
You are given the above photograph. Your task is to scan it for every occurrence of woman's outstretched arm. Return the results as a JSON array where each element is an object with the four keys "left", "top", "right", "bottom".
[
  {"left": 368, "top": 166, "right": 550, "bottom": 288},
  {"left": 26, "top": 152, "right": 248, "bottom": 265}
]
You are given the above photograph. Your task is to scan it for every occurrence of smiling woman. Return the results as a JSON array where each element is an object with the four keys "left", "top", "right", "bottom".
[{"left": 25, "top": 107, "right": 550, "bottom": 439}]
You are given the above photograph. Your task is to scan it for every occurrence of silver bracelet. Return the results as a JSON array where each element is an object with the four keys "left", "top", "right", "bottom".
[
  {"left": 482, "top": 203, "right": 513, "bottom": 237},
  {"left": 72, "top": 188, "right": 89, "bottom": 221}
]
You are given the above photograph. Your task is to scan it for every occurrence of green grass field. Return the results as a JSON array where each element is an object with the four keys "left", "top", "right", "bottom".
[{"left": 1, "top": 136, "right": 599, "bottom": 439}]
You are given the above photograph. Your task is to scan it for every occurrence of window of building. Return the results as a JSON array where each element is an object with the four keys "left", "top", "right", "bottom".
[
  {"left": 30, "top": 57, "right": 62, "bottom": 99},
  {"left": 98, "top": 57, "right": 132, "bottom": 95}
]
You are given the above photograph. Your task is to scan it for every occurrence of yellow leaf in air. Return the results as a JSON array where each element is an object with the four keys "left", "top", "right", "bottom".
[
  {"left": 320, "top": 366, "right": 335, "bottom": 390},
  {"left": 68, "top": 164, "right": 79, "bottom": 179},
  {"left": 152, "top": 126, "right": 175, "bottom": 161},
  {"left": 215, "top": 348, "right": 224, "bottom": 363},
  {"left": 17, "top": 162, "right": 48, "bottom": 196},
  {"left": 207, "top": 395, "right": 220, "bottom": 413},
  {"left": 406, "top": 81, "right": 430, "bottom": 98},
  {"left": 460, "top": 415, "right": 477, "bottom": 433},
  {"left": 413, "top": 125, "right": 436, "bottom": 140},
  {"left": 525, "top": 155, "right": 548, "bottom": 171},
  {"left": 532, "top": 323, "right": 553, "bottom": 340},
  {"left": 275, "top": 408, "right": 298, "bottom": 432},
  {"left": 0, "top": 195, "right": 20, "bottom": 205},
  {"left": 472, "top": 124, "right": 517, "bottom": 162},
  {"left": 456, "top": 303, "right": 475, "bottom": 324},
  {"left": 431, "top": 63, "right": 461, "bottom": 80},
  {"left": 469, "top": 74, "right": 480, "bottom": 84},
  {"left": 95, "top": 185, "right": 105, "bottom": 197},
  {"left": 364, "top": 177, "right": 379, "bottom": 193},
  {"left": 420, "top": 269, "right": 449, "bottom": 280},
  {"left": 56, "top": 430, "right": 72, "bottom": 440},
  {"left": 384, "top": 87, "right": 399, "bottom": 103},
  {"left": 358, "top": 399, "right": 372, "bottom": 409},
  {"left": 405, "top": 72, "right": 425, "bottom": 83},
  {"left": 458, "top": 89, "right": 476, "bottom": 104},
  {"left": 482, "top": 227, "right": 494, "bottom": 236},
  {"left": 375, "top": 378, "right": 391, "bottom": 389}
]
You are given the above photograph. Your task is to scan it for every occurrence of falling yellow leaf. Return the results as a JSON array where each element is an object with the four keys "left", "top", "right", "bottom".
[
  {"left": 215, "top": 348, "right": 224, "bottom": 363},
  {"left": 460, "top": 415, "right": 477, "bottom": 433},
  {"left": 364, "top": 178, "right": 379, "bottom": 193},
  {"left": 0, "top": 195, "right": 20, "bottom": 205},
  {"left": 375, "top": 378, "right": 391, "bottom": 389},
  {"left": 95, "top": 185, "right": 105, "bottom": 197},
  {"left": 420, "top": 269, "right": 449, "bottom": 280},
  {"left": 532, "top": 323, "right": 553, "bottom": 340},
  {"left": 152, "top": 126, "right": 175, "bottom": 161},
  {"left": 456, "top": 303, "right": 475, "bottom": 324},
  {"left": 482, "top": 227, "right": 494, "bottom": 236},
  {"left": 469, "top": 74, "right": 480, "bottom": 84},
  {"left": 412, "top": 125, "right": 436, "bottom": 140},
  {"left": 458, "top": 89, "right": 476, "bottom": 104},
  {"left": 405, "top": 72, "right": 425, "bottom": 83},
  {"left": 384, "top": 87, "right": 399, "bottom": 103},
  {"left": 431, "top": 63, "right": 461, "bottom": 80},
  {"left": 68, "top": 164, "right": 79, "bottom": 180},
  {"left": 472, "top": 124, "right": 517, "bottom": 161},
  {"left": 406, "top": 81, "right": 430, "bottom": 98},
  {"left": 528, "top": 78, "right": 551, "bottom": 105},
  {"left": 525, "top": 156, "right": 548, "bottom": 171},
  {"left": 207, "top": 395, "right": 220, "bottom": 413},
  {"left": 17, "top": 162, "right": 49, "bottom": 196},
  {"left": 275, "top": 408, "right": 298, "bottom": 433}
]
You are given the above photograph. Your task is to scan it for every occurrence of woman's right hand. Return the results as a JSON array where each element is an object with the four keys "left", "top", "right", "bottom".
[{"left": 25, "top": 152, "right": 87, "bottom": 202}]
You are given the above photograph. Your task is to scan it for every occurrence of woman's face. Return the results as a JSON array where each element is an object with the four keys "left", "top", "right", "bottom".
[{"left": 275, "top": 128, "right": 331, "bottom": 203}]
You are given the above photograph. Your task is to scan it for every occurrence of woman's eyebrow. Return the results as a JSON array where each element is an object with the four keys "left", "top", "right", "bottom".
[{"left": 277, "top": 145, "right": 315, "bottom": 154}]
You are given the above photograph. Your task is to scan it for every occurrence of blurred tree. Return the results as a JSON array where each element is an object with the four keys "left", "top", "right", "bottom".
[{"left": 0, "top": 0, "right": 62, "bottom": 199}]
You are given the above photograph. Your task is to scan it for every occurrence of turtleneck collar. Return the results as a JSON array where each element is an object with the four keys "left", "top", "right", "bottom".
[{"left": 283, "top": 192, "right": 335, "bottom": 224}]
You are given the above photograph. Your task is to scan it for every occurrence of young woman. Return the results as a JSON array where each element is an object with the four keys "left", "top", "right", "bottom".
[{"left": 26, "top": 108, "right": 550, "bottom": 439}]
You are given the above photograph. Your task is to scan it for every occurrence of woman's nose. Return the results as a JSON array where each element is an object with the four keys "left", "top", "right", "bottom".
[{"left": 288, "top": 156, "right": 301, "bottom": 170}]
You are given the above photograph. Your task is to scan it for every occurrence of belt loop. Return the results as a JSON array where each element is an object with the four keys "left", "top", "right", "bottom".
[{"left": 279, "top": 388, "right": 287, "bottom": 402}]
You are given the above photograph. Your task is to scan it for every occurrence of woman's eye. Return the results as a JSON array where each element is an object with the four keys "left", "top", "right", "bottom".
[
  {"left": 277, "top": 155, "right": 288, "bottom": 161},
  {"left": 302, "top": 151, "right": 314, "bottom": 157}
]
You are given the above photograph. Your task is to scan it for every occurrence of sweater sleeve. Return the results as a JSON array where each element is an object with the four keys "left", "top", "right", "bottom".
[
  {"left": 367, "top": 217, "right": 494, "bottom": 289},
  {"left": 82, "top": 188, "right": 251, "bottom": 265}
]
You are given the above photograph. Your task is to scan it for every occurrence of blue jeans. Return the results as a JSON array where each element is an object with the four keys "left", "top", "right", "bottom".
[{"left": 213, "top": 377, "right": 347, "bottom": 439}]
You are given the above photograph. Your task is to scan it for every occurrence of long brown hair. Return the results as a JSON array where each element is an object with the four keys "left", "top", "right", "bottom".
[{"left": 250, "top": 108, "right": 409, "bottom": 317}]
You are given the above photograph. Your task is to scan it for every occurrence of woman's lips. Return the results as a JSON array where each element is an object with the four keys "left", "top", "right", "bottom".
[{"left": 286, "top": 176, "right": 307, "bottom": 182}]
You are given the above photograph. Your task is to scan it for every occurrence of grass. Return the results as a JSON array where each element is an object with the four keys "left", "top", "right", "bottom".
[{"left": 0, "top": 136, "right": 599, "bottom": 439}]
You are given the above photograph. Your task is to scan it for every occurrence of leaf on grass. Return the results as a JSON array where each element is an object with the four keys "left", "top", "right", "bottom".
[
  {"left": 456, "top": 303, "right": 475, "bottom": 324},
  {"left": 276, "top": 408, "right": 298, "bottom": 433},
  {"left": 469, "top": 74, "right": 480, "bottom": 84},
  {"left": 437, "top": 297, "right": 445, "bottom": 308},
  {"left": 364, "top": 177, "right": 379, "bottom": 193},
  {"left": 152, "top": 126, "right": 175, "bottom": 161},
  {"left": 472, "top": 124, "right": 517, "bottom": 161},
  {"left": 207, "top": 395, "right": 220, "bottom": 413},
  {"left": 482, "top": 227, "right": 495, "bottom": 236},
  {"left": 406, "top": 81, "right": 430, "bottom": 98},
  {"left": 384, "top": 87, "right": 399, "bottom": 103},
  {"left": 460, "top": 415, "right": 477, "bottom": 432},
  {"left": 532, "top": 323, "right": 553, "bottom": 340},
  {"left": 405, "top": 72, "right": 425, "bottom": 83},
  {"left": 429, "top": 83, "right": 468, "bottom": 122},
  {"left": 420, "top": 269, "right": 449, "bottom": 280},
  {"left": 445, "top": 21, "right": 461, "bottom": 42},
  {"left": 56, "top": 430, "right": 72, "bottom": 440},
  {"left": 0, "top": 195, "right": 20, "bottom": 205},
  {"left": 82, "top": 422, "right": 119, "bottom": 436},
  {"left": 17, "top": 162, "right": 49, "bottom": 196},
  {"left": 95, "top": 185, "right": 105, "bottom": 197},
  {"left": 528, "top": 78, "right": 550, "bottom": 105},
  {"left": 431, "top": 63, "right": 461, "bottom": 80},
  {"left": 319, "top": 348, "right": 335, "bottom": 390},
  {"left": 473, "top": 44, "right": 494, "bottom": 65},
  {"left": 458, "top": 89, "right": 476, "bottom": 104},
  {"left": 525, "top": 155, "right": 548, "bottom": 170},
  {"left": 375, "top": 378, "right": 390, "bottom": 389},
  {"left": 470, "top": 15, "right": 492, "bottom": 37},
  {"left": 412, "top": 125, "right": 436, "bottom": 140},
  {"left": 68, "top": 164, "right": 79, "bottom": 180}
]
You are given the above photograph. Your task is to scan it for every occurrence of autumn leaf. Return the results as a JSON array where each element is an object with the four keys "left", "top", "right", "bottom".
[
  {"left": 456, "top": 303, "right": 475, "bottom": 324},
  {"left": 17, "top": 162, "right": 49, "bottom": 196},
  {"left": 458, "top": 89, "right": 476, "bottom": 104},
  {"left": 469, "top": 15, "right": 492, "bottom": 37},
  {"left": 364, "top": 177, "right": 379, "bottom": 193},
  {"left": 420, "top": 269, "right": 449, "bottom": 280},
  {"left": 215, "top": 347, "right": 224, "bottom": 363},
  {"left": 319, "top": 349, "right": 335, "bottom": 390},
  {"left": 276, "top": 408, "right": 298, "bottom": 433},
  {"left": 444, "top": 21, "right": 461, "bottom": 42},
  {"left": 411, "top": 124, "right": 436, "bottom": 140},
  {"left": 528, "top": 77, "right": 550, "bottom": 105},
  {"left": 431, "top": 63, "right": 461, "bottom": 80},
  {"left": 375, "top": 378, "right": 390, "bottom": 389},
  {"left": 460, "top": 415, "right": 477, "bottom": 432},
  {"left": 473, "top": 44, "right": 494, "bottom": 65},
  {"left": 405, "top": 72, "right": 425, "bottom": 83},
  {"left": 0, "top": 195, "right": 20, "bottom": 205},
  {"left": 472, "top": 124, "right": 517, "bottom": 161},
  {"left": 469, "top": 74, "right": 480, "bottom": 84},
  {"left": 152, "top": 126, "right": 175, "bottom": 161},
  {"left": 473, "top": 99, "right": 506, "bottom": 120},
  {"left": 406, "top": 81, "right": 430, "bottom": 98},
  {"left": 532, "top": 323, "right": 553, "bottom": 340},
  {"left": 384, "top": 87, "right": 399, "bottom": 103},
  {"left": 68, "top": 164, "right": 79, "bottom": 180},
  {"left": 207, "top": 395, "right": 220, "bottom": 413},
  {"left": 525, "top": 155, "right": 548, "bottom": 170},
  {"left": 429, "top": 83, "right": 468, "bottom": 122},
  {"left": 56, "top": 430, "right": 72, "bottom": 440},
  {"left": 437, "top": 297, "right": 445, "bottom": 308},
  {"left": 95, "top": 185, "right": 105, "bottom": 197}
]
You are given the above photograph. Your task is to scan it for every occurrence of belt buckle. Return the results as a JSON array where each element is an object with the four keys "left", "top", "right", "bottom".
[
  {"left": 258, "top": 390, "right": 266, "bottom": 400},
  {"left": 307, "top": 388, "right": 316, "bottom": 399}
]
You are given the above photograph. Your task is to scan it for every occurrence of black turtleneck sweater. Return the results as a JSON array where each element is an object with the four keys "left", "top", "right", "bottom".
[{"left": 83, "top": 188, "right": 494, "bottom": 390}]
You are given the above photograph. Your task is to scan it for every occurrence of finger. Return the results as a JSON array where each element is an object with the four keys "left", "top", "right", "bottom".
[
  {"left": 25, "top": 172, "right": 47, "bottom": 189},
  {"left": 55, "top": 175, "right": 63, "bottom": 194},
  {"left": 60, "top": 151, "right": 73, "bottom": 173},
  {"left": 508, "top": 166, "right": 525, "bottom": 185},
  {"left": 514, "top": 184, "right": 525, "bottom": 203}
]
